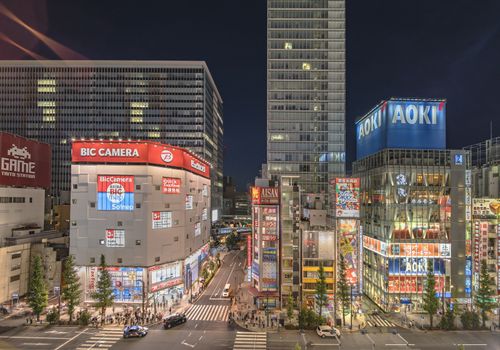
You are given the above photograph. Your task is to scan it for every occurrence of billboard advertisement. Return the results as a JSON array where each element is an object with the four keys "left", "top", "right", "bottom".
[
  {"left": 334, "top": 178, "right": 360, "bottom": 218},
  {"left": 152, "top": 211, "right": 172, "bottom": 229},
  {"left": 388, "top": 276, "right": 444, "bottom": 294},
  {"left": 97, "top": 175, "right": 134, "bottom": 211},
  {"left": 185, "top": 195, "right": 193, "bottom": 210},
  {"left": 472, "top": 198, "right": 500, "bottom": 219},
  {"left": 105, "top": 229, "right": 125, "bottom": 247},
  {"left": 82, "top": 266, "right": 144, "bottom": 303},
  {"left": 356, "top": 99, "right": 446, "bottom": 159},
  {"left": 162, "top": 177, "right": 181, "bottom": 194},
  {"left": 148, "top": 262, "right": 182, "bottom": 292},
  {"left": 338, "top": 220, "right": 358, "bottom": 285},
  {"left": 388, "top": 257, "right": 445, "bottom": 275},
  {"left": 72, "top": 141, "right": 210, "bottom": 178},
  {"left": 303, "top": 231, "right": 335, "bottom": 260},
  {"left": 0, "top": 132, "right": 51, "bottom": 188}
]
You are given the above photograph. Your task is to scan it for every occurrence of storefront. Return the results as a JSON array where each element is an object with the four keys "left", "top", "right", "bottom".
[
  {"left": 148, "top": 261, "right": 184, "bottom": 305},
  {"left": 184, "top": 243, "right": 209, "bottom": 292}
]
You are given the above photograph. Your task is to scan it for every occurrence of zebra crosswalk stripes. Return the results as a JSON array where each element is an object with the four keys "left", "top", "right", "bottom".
[
  {"left": 184, "top": 304, "right": 230, "bottom": 321},
  {"left": 75, "top": 327, "right": 123, "bottom": 349},
  {"left": 233, "top": 331, "right": 267, "bottom": 350},
  {"left": 366, "top": 315, "right": 397, "bottom": 327}
]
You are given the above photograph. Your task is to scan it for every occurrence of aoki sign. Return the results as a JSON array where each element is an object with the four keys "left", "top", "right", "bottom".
[{"left": 356, "top": 99, "right": 446, "bottom": 159}]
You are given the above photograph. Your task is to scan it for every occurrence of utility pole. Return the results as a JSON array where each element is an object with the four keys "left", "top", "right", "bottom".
[
  {"left": 350, "top": 285, "right": 353, "bottom": 330},
  {"left": 138, "top": 279, "right": 146, "bottom": 324}
]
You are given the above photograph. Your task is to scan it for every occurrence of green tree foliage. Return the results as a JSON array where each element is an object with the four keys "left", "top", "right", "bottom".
[
  {"left": 460, "top": 310, "right": 481, "bottom": 330},
  {"left": 337, "top": 254, "right": 350, "bottom": 326},
  {"left": 78, "top": 309, "right": 92, "bottom": 326},
  {"left": 298, "top": 307, "right": 323, "bottom": 330},
  {"left": 475, "top": 259, "right": 495, "bottom": 327},
  {"left": 28, "top": 255, "right": 48, "bottom": 321},
  {"left": 315, "top": 264, "right": 328, "bottom": 318},
  {"left": 46, "top": 307, "right": 60, "bottom": 324},
  {"left": 294, "top": 343, "right": 302, "bottom": 350},
  {"left": 61, "top": 255, "right": 81, "bottom": 323},
  {"left": 225, "top": 232, "right": 238, "bottom": 250},
  {"left": 91, "top": 254, "right": 114, "bottom": 323},
  {"left": 422, "top": 259, "right": 439, "bottom": 329},
  {"left": 287, "top": 294, "right": 295, "bottom": 320},
  {"left": 438, "top": 304, "right": 455, "bottom": 330}
]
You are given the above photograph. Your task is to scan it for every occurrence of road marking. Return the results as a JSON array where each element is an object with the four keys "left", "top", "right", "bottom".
[
  {"left": 309, "top": 344, "right": 340, "bottom": 347},
  {"left": 233, "top": 331, "right": 266, "bottom": 350},
  {"left": 54, "top": 328, "right": 88, "bottom": 350},
  {"left": 453, "top": 344, "right": 488, "bottom": 347},
  {"left": 0, "top": 336, "right": 71, "bottom": 340},
  {"left": 181, "top": 340, "right": 196, "bottom": 348},
  {"left": 45, "top": 330, "right": 68, "bottom": 334},
  {"left": 194, "top": 323, "right": 198, "bottom": 328},
  {"left": 188, "top": 331, "right": 192, "bottom": 337},
  {"left": 22, "top": 343, "right": 51, "bottom": 346},
  {"left": 385, "top": 344, "right": 411, "bottom": 347},
  {"left": 199, "top": 336, "right": 203, "bottom": 341}
]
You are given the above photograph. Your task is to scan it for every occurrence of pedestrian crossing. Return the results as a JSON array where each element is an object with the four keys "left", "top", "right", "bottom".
[
  {"left": 75, "top": 327, "right": 123, "bottom": 349},
  {"left": 366, "top": 315, "right": 397, "bottom": 328},
  {"left": 184, "top": 304, "right": 230, "bottom": 322},
  {"left": 233, "top": 331, "right": 267, "bottom": 350}
]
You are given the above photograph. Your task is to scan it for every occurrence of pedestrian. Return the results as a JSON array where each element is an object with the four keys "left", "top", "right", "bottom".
[{"left": 169, "top": 307, "right": 172, "bottom": 314}]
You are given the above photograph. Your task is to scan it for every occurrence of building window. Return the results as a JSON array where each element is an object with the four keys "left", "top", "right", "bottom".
[
  {"left": 10, "top": 275, "right": 20, "bottom": 282},
  {"left": 11, "top": 253, "right": 21, "bottom": 259},
  {"left": 302, "top": 62, "right": 311, "bottom": 71},
  {"left": 155, "top": 256, "right": 160, "bottom": 262},
  {"left": 135, "top": 203, "right": 141, "bottom": 209},
  {"left": 284, "top": 42, "right": 293, "bottom": 50},
  {"left": 165, "top": 203, "right": 170, "bottom": 209},
  {"left": 155, "top": 185, "right": 161, "bottom": 191},
  {"left": 90, "top": 257, "right": 95, "bottom": 263},
  {"left": 71, "top": 221, "right": 77, "bottom": 226},
  {"left": 29, "top": 197, "right": 33, "bottom": 203},
  {"left": 174, "top": 236, "right": 179, "bottom": 242},
  {"left": 99, "top": 239, "right": 105, "bottom": 245},
  {"left": 72, "top": 199, "right": 77, "bottom": 204},
  {"left": 136, "top": 240, "right": 141, "bottom": 245},
  {"left": 117, "top": 221, "right": 123, "bottom": 227},
  {"left": 73, "top": 184, "right": 78, "bottom": 190},
  {"left": 136, "top": 185, "right": 141, "bottom": 190},
  {"left": 90, "top": 202, "right": 96, "bottom": 208},
  {"left": 117, "top": 258, "right": 123, "bottom": 264}
]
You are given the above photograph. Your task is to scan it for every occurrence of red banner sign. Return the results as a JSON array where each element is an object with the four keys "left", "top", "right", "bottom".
[
  {"left": 247, "top": 235, "right": 252, "bottom": 268},
  {"left": 0, "top": 132, "right": 51, "bottom": 188},
  {"left": 72, "top": 141, "right": 210, "bottom": 178},
  {"left": 251, "top": 186, "right": 279, "bottom": 205}
]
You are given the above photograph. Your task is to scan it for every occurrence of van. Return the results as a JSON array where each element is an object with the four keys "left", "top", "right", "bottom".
[{"left": 222, "top": 283, "right": 231, "bottom": 298}]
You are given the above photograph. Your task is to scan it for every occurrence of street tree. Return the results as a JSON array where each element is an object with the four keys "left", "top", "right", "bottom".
[
  {"left": 315, "top": 264, "right": 328, "bottom": 318},
  {"left": 287, "top": 294, "right": 295, "bottom": 321},
  {"left": 28, "top": 255, "right": 48, "bottom": 321},
  {"left": 422, "top": 259, "right": 439, "bottom": 329},
  {"left": 475, "top": 259, "right": 495, "bottom": 328},
  {"left": 91, "top": 254, "right": 114, "bottom": 323},
  {"left": 337, "top": 254, "right": 350, "bottom": 326},
  {"left": 61, "top": 255, "right": 81, "bottom": 323}
]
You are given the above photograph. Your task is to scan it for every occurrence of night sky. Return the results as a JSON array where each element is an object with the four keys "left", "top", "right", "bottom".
[{"left": 1, "top": 0, "right": 499, "bottom": 190}]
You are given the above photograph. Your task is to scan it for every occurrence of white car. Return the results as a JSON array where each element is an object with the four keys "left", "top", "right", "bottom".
[{"left": 316, "top": 325, "right": 341, "bottom": 338}]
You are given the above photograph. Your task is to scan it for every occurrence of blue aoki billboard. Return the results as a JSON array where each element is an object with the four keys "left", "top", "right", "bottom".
[{"left": 356, "top": 98, "right": 446, "bottom": 159}]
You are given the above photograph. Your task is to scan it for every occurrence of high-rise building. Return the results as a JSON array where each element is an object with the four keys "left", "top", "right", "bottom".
[
  {"left": 0, "top": 61, "right": 223, "bottom": 216},
  {"left": 266, "top": 0, "right": 346, "bottom": 194}
]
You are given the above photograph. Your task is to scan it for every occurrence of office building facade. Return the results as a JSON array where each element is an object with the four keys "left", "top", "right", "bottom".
[
  {"left": 267, "top": 0, "right": 346, "bottom": 194},
  {"left": 0, "top": 61, "right": 223, "bottom": 216}
]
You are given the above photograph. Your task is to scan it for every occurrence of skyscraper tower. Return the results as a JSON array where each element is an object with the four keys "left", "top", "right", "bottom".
[{"left": 267, "top": 0, "right": 346, "bottom": 194}]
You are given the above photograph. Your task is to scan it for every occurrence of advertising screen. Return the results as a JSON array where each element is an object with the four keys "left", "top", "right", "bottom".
[
  {"left": 388, "top": 276, "right": 444, "bottom": 294},
  {"left": 162, "top": 177, "right": 181, "bottom": 194},
  {"left": 335, "top": 178, "right": 360, "bottom": 218},
  {"left": 97, "top": 175, "right": 134, "bottom": 211},
  {"left": 356, "top": 99, "right": 446, "bottom": 159},
  {"left": 152, "top": 211, "right": 172, "bottom": 229},
  {"left": 338, "top": 220, "right": 358, "bottom": 285},
  {"left": 0, "top": 132, "right": 51, "bottom": 188},
  {"left": 105, "top": 229, "right": 125, "bottom": 247}
]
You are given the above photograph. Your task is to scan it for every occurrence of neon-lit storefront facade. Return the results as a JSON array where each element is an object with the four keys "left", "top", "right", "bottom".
[{"left": 354, "top": 149, "right": 470, "bottom": 311}]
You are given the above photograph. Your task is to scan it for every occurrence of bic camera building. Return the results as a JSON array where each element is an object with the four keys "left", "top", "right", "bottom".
[
  {"left": 70, "top": 140, "right": 211, "bottom": 303},
  {"left": 353, "top": 98, "right": 471, "bottom": 312},
  {"left": 0, "top": 60, "right": 223, "bottom": 216}
]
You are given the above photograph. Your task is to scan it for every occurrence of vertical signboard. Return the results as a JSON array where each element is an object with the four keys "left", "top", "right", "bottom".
[
  {"left": 247, "top": 235, "right": 252, "bottom": 282},
  {"left": 97, "top": 175, "right": 134, "bottom": 211},
  {"left": 338, "top": 220, "right": 359, "bottom": 286},
  {"left": 335, "top": 178, "right": 360, "bottom": 218}
]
